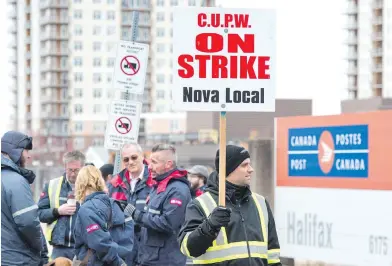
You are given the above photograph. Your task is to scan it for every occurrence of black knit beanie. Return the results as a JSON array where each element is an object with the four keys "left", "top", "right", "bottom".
[{"left": 215, "top": 145, "right": 250, "bottom": 177}]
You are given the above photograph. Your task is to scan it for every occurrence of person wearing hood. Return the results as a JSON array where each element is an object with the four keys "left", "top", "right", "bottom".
[
  {"left": 124, "top": 143, "right": 192, "bottom": 266},
  {"left": 178, "top": 145, "right": 282, "bottom": 266},
  {"left": 1, "top": 131, "right": 43, "bottom": 265}
]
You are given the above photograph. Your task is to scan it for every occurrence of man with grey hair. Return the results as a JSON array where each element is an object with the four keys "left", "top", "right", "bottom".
[
  {"left": 107, "top": 143, "right": 153, "bottom": 265},
  {"left": 124, "top": 143, "right": 192, "bottom": 266},
  {"left": 38, "top": 150, "right": 86, "bottom": 260}
]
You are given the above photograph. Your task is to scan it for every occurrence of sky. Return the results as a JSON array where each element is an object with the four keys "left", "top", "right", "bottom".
[{"left": 0, "top": 0, "right": 346, "bottom": 136}]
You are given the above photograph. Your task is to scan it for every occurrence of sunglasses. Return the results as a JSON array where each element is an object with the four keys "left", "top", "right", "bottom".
[{"left": 123, "top": 155, "right": 139, "bottom": 163}]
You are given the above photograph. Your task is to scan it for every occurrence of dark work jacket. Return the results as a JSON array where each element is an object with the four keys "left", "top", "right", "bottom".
[
  {"left": 38, "top": 174, "right": 79, "bottom": 247},
  {"left": 74, "top": 192, "right": 134, "bottom": 266},
  {"left": 178, "top": 171, "right": 282, "bottom": 266},
  {"left": 133, "top": 168, "right": 192, "bottom": 266},
  {"left": 107, "top": 164, "right": 153, "bottom": 264}
]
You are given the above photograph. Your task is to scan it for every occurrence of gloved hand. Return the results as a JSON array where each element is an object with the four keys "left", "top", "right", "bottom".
[
  {"left": 124, "top": 203, "right": 136, "bottom": 217},
  {"left": 207, "top": 206, "right": 232, "bottom": 230},
  {"left": 200, "top": 206, "right": 231, "bottom": 237}
]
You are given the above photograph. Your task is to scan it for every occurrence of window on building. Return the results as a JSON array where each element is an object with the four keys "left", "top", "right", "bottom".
[
  {"left": 157, "top": 58, "right": 165, "bottom": 67},
  {"left": 93, "top": 10, "right": 101, "bottom": 20},
  {"left": 74, "top": 41, "right": 83, "bottom": 50},
  {"left": 74, "top": 121, "right": 83, "bottom": 132},
  {"left": 157, "top": 43, "right": 165, "bottom": 53},
  {"left": 73, "top": 57, "right": 83, "bottom": 66},
  {"left": 107, "top": 58, "right": 115, "bottom": 67},
  {"left": 157, "top": 0, "right": 164, "bottom": 6},
  {"left": 73, "top": 137, "right": 85, "bottom": 149},
  {"left": 107, "top": 26, "right": 116, "bottom": 35},
  {"left": 171, "top": 0, "right": 178, "bottom": 6},
  {"left": 107, "top": 90, "right": 114, "bottom": 98},
  {"left": 74, "top": 72, "right": 83, "bottom": 82},
  {"left": 157, "top": 12, "right": 165, "bottom": 21},
  {"left": 74, "top": 10, "right": 83, "bottom": 19},
  {"left": 74, "top": 88, "right": 83, "bottom": 98},
  {"left": 107, "top": 73, "right": 112, "bottom": 83},
  {"left": 93, "top": 73, "right": 102, "bottom": 83},
  {"left": 74, "top": 25, "right": 83, "bottom": 35},
  {"left": 92, "top": 138, "right": 104, "bottom": 146},
  {"left": 93, "top": 122, "right": 102, "bottom": 132},
  {"left": 74, "top": 0, "right": 82, "bottom": 3},
  {"left": 93, "top": 104, "right": 102, "bottom": 114},
  {"left": 107, "top": 0, "right": 115, "bottom": 3},
  {"left": 156, "top": 105, "right": 165, "bottom": 113},
  {"left": 107, "top": 11, "right": 115, "bottom": 20},
  {"left": 93, "top": 42, "right": 101, "bottom": 51},
  {"left": 93, "top": 26, "right": 101, "bottom": 35},
  {"left": 107, "top": 42, "right": 115, "bottom": 52},
  {"left": 93, "top": 0, "right": 101, "bottom": 2},
  {"left": 157, "top": 74, "right": 165, "bottom": 83},
  {"left": 170, "top": 28, "right": 173, "bottom": 37},
  {"left": 170, "top": 119, "right": 179, "bottom": 132},
  {"left": 93, "top": 58, "right": 102, "bottom": 67},
  {"left": 157, "top": 27, "right": 165, "bottom": 37},
  {"left": 93, "top": 88, "right": 102, "bottom": 98},
  {"left": 157, "top": 90, "right": 165, "bottom": 99},
  {"left": 170, "top": 44, "right": 173, "bottom": 53},
  {"left": 188, "top": 0, "right": 196, "bottom": 5},
  {"left": 74, "top": 104, "right": 83, "bottom": 114},
  {"left": 61, "top": 57, "right": 67, "bottom": 67}
]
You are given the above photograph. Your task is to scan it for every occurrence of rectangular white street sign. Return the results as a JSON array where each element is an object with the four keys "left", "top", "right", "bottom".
[
  {"left": 113, "top": 41, "right": 149, "bottom": 94},
  {"left": 172, "top": 7, "right": 276, "bottom": 112},
  {"left": 104, "top": 100, "right": 142, "bottom": 150}
]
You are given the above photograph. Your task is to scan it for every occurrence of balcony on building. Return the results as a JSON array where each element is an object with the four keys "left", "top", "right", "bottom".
[
  {"left": 122, "top": 1, "right": 150, "bottom": 12},
  {"left": 346, "top": 51, "right": 357, "bottom": 60},
  {"left": 372, "top": 47, "right": 383, "bottom": 57},
  {"left": 40, "top": 78, "right": 68, "bottom": 88},
  {"left": 372, "top": 63, "right": 383, "bottom": 72},
  {"left": 372, "top": 32, "right": 383, "bottom": 41},
  {"left": 7, "top": 0, "right": 17, "bottom": 3},
  {"left": 41, "top": 110, "right": 69, "bottom": 120},
  {"left": 40, "top": 15, "right": 69, "bottom": 25},
  {"left": 372, "top": 16, "right": 383, "bottom": 26},
  {"left": 373, "top": 0, "right": 383, "bottom": 9},
  {"left": 25, "top": 21, "right": 31, "bottom": 29},
  {"left": 8, "top": 39, "right": 16, "bottom": 49},
  {"left": 8, "top": 10, "right": 17, "bottom": 19},
  {"left": 41, "top": 48, "right": 68, "bottom": 57},
  {"left": 347, "top": 65, "right": 357, "bottom": 75},
  {"left": 41, "top": 94, "right": 69, "bottom": 104},
  {"left": 40, "top": 0, "right": 68, "bottom": 9},
  {"left": 25, "top": 5, "right": 31, "bottom": 14},
  {"left": 41, "top": 63, "right": 67, "bottom": 72},
  {"left": 26, "top": 36, "right": 31, "bottom": 44},
  {"left": 8, "top": 25, "right": 16, "bottom": 34},
  {"left": 345, "top": 4, "right": 358, "bottom": 14},
  {"left": 40, "top": 31, "right": 68, "bottom": 41}
]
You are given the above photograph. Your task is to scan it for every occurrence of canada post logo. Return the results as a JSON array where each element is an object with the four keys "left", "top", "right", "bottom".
[{"left": 288, "top": 125, "right": 369, "bottom": 178}]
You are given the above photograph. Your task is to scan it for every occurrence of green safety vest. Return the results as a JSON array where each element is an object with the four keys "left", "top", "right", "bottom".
[
  {"left": 44, "top": 176, "right": 64, "bottom": 243},
  {"left": 181, "top": 192, "right": 280, "bottom": 264}
]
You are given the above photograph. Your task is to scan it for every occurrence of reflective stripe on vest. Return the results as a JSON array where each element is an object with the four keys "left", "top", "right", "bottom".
[
  {"left": 45, "top": 176, "right": 63, "bottom": 242},
  {"left": 181, "top": 191, "right": 274, "bottom": 264}
]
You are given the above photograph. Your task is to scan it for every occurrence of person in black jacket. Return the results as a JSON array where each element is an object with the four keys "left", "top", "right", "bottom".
[{"left": 178, "top": 145, "right": 282, "bottom": 266}]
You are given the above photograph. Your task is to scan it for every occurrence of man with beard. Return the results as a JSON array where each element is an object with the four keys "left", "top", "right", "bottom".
[
  {"left": 1, "top": 131, "right": 43, "bottom": 265},
  {"left": 107, "top": 143, "right": 153, "bottom": 265},
  {"left": 123, "top": 143, "right": 192, "bottom": 266},
  {"left": 187, "top": 165, "right": 209, "bottom": 199}
]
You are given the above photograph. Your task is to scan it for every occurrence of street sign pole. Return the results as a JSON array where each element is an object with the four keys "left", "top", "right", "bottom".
[{"left": 113, "top": 11, "right": 140, "bottom": 175}]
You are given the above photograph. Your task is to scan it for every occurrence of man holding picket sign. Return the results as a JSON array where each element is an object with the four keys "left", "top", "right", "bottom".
[{"left": 172, "top": 5, "right": 281, "bottom": 266}]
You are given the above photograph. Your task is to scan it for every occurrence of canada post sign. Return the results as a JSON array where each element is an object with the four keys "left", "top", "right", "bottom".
[{"left": 288, "top": 125, "right": 369, "bottom": 178}]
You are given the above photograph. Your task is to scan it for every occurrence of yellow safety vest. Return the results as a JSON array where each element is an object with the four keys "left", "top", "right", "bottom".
[
  {"left": 45, "top": 176, "right": 64, "bottom": 243},
  {"left": 181, "top": 192, "right": 280, "bottom": 265}
]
